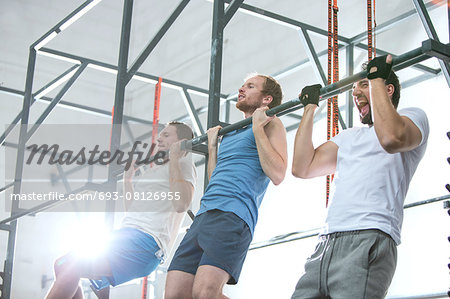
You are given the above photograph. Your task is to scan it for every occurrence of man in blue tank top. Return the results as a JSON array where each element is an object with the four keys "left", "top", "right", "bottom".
[{"left": 165, "top": 74, "right": 288, "bottom": 299}]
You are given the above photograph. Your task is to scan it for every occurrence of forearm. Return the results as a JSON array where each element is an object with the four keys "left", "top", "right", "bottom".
[
  {"left": 292, "top": 105, "right": 316, "bottom": 178},
  {"left": 253, "top": 120, "right": 287, "bottom": 185},
  {"left": 123, "top": 179, "right": 134, "bottom": 210},
  {"left": 169, "top": 159, "right": 194, "bottom": 212},
  {"left": 207, "top": 146, "right": 217, "bottom": 180}
]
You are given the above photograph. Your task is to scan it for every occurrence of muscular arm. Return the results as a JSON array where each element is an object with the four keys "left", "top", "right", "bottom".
[
  {"left": 252, "top": 107, "right": 287, "bottom": 185},
  {"left": 169, "top": 141, "right": 195, "bottom": 213},
  {"left": 370, "top": 79, "right": 422, "bottom": 153},
  {"left": 292, "top": 104, "right": 338, "bottom": 178}
]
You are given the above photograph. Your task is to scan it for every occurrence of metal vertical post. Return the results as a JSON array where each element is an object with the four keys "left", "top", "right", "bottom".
[
  {"left": 225, "top": 100, "right": 231, "bottom": 124},
  {"left": 105, "top": 0, "right": 133, "bottom": 228},
  {"left": 204, "top": 0, "right": 225, "bottom": 189},
  {"left": 2, "top": 47, "right": 37, "bottom": 299},
  {"left": 346, "top": 44, "right": 354, "bottom": 128},
  {"left": 207, "top": 0, "right": 225, "bottom": 129}
]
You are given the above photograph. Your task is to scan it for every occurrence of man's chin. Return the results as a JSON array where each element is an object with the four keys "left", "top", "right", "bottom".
[{"left": 361, "top": 115, "right": 373, "bottom": 125}]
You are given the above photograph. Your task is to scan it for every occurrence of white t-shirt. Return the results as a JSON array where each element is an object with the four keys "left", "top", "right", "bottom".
[
  {"left": 324, "top": 107, "right": 429, "bottom": 245},
  {"left": 121, "top": 154, "right": 197, "bottom": 257}
]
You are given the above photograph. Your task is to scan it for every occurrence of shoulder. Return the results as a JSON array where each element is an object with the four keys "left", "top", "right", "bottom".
[
  {"left": 179, "top": 154, "right": 195, "bottom": 168},
  {"left": 266, "top": 116, "right": 286, "bottom": 134},
  {"left": 330, "top": 127, "right": 360, "bottom": 144},
  {"left": 399, "top": 107, "right": 429, "bottom": 143},
  {"left": 398, "top": 107, "right": 427, "bottom": 120}
]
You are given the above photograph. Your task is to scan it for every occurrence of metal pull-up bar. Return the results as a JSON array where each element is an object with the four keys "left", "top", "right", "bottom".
[
  {"left": 187, "top": 38, "right": 449, "bottom": 149},
  {"left": 0, "top": 39, "right": 448, "bottom": 226}
]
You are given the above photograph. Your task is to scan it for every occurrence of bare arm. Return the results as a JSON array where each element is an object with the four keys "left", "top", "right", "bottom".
[
  {"left": 206, "top": 126, "right": 221, "bottom": 180},
  {"left": 252, "top": 107, "right": 287, "bottom": 185},
  {"left": 169, "top": 140, "right": 195, "bottom": 213},
  {"left": 123, "top": 162, "right": 138, "bottom": 211},
  {"left": 369, "top": 55, "right": 423, "bottom": 153},
  {"left": 292, "top": 104, "right": 338, "bottom": 178}
]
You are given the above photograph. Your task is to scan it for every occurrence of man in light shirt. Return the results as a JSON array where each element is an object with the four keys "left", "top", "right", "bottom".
[
  {"left": 291, "top": 55, "right": 429, "bottom": 298},
  {"left": 46, "top": 121, "right": 197, "bottom": 299}
]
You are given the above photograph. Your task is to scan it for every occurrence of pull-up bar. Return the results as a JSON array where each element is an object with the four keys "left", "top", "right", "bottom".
[
  {"left": 0, "top": 39, "right": 448, "bottom": 226},
  {"left": 187, "top": 39, "right": 449, "bottom": 149}
]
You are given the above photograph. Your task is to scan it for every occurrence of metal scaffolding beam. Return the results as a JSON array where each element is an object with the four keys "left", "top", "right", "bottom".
[
  {"left": 37, "top": 47, "right": 229, "bottom": 98},
  {"left": 0, "top": 86, "right": 154, "bottom": 125},
  {"left": 298, "top": 28, "right": 328, "bottom": 86},
  {"left": 0, "top": 65, "right": 80, "bottom": 145},
  {"left": 27, "top": 63, "right": 88, "bottom": 139},
  {"left": 207, "top": 0, "right": 226, "bottom": 129},
  {"left": 126, "top": 0, "right": 191, "bottom": 83},
  {"left": 248, "top": 194, "right": 450, "bottom": 250},
  {"left": 413, "top": 0, "right": 450, "bottom": 86},
  {"left": 349, "top": 0, "right": 446, "bottom": 44}
]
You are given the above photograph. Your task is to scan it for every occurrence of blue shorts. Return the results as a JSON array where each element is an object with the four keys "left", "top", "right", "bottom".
[
  {"left": 90, "top": 227, "right": 162, "bottom": 290},
  {"left": 168, "top": 209, "right": 252, "bottom": 284}
]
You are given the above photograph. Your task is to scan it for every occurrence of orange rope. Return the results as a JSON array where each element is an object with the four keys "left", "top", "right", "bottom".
[
  {"left": 332, "top": 2, "right": 339, "bottom": 138},
  {"left": 141, "top": 277, "right": 148, "bottom": 299},
  {"left": 373, "top": 0, "right": 377, "bottom": 57},
  {"left": 152, "top": 77, "right": 162, "bottom": 147},
  {"left": 326, "top": 0, "right": 332, "bottom": 207},
  {"left": 368, "top": 0, "right": 373, "bottom": 60},
  {"left": 141, "top": 77, "right": 162, "bottom": 299},
  {"left": 326, "top": 0, "right": 340, "bottom": 207}
]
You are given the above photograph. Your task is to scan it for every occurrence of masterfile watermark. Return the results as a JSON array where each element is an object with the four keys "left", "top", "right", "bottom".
[
  {"left": 25, "top": 141, "right": 167, "bottom": 171},
  {"left": 4, "top": 124, "right": 193, "bottom": 212}
]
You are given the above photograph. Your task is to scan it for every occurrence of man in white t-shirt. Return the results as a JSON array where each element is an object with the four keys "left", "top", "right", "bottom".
[
  {"left": 291, "top": 55, "right": 429, "bottom": 298},
  {"left": 46, "top": 121, "right": 197, "bottom": 299}
]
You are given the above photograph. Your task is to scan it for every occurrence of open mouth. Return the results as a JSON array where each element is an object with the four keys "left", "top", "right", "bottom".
[
  {"left": 355, "top": 97, "right": 369, "bottom": 117},
  {"left": 359, "top": 104, "right": 369, "bottom": 117}
]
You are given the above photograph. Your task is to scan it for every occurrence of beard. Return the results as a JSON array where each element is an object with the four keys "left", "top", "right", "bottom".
[
  {"left": 360, "top": 108, "right": 373, "bottom": 125},
  {"left": 355, "top": 96, "right": 373, "bottom": 125},
  {"left": 236, "top": 100, "right": 258, "bottom": 114}
]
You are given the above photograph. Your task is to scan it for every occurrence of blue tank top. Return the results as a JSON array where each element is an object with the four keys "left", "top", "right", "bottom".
[{"left": 197, "top": 124, "right": 270, "bottom": 235}]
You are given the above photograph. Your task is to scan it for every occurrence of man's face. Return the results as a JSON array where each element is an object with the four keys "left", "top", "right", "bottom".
[
  {"left": 156, "top": 125, "right": 179, "bottom": 151},
  {"left": 236, "top": 76, "right": 267, "bottom": 114},
  {"left": 352, "top": 79, "right": 373, "bottom": 125}
]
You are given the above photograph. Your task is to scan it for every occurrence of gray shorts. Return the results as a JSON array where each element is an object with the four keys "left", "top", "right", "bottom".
[{"left": 291, "top": 229, "right": 397, "bottom": 299}]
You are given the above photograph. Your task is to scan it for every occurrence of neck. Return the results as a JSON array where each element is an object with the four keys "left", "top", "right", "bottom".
[
  {"left": 242, "top": 105, "right": 263, "bottom": 119},
  {"left": 241, "top": 108, "right": 256, "bottom": 119}
]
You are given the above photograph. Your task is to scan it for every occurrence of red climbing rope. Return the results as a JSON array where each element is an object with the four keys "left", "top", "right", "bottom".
[
  {"left": 152, "top": 77, "right": 163, "bottom": 147},
  {"left": 326, "top": 0, "right": 340, "bottom": 207},
  {"left": 367, "top": 0, "right": 373, "bottom": 60},
  {"left": 141, "top": 76, "right": 162, "bottom": 299}
]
